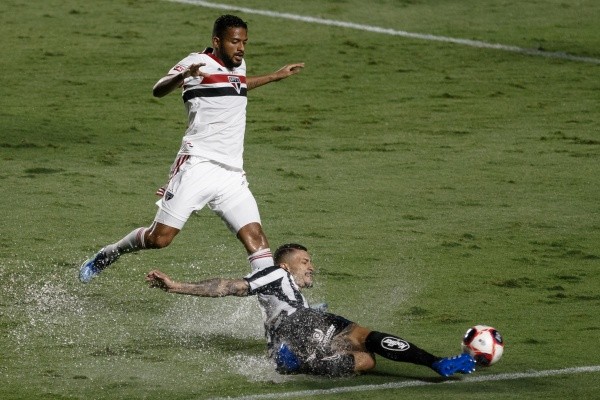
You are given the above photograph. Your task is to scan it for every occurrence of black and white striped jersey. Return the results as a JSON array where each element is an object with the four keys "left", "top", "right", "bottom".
[{"left": 244, "top": 265, "right": 309, "bottom": 328}]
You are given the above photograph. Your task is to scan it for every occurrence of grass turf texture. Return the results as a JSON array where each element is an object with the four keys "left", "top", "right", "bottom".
[{"left": 1, "top": 0, "right": 599, "bottom": 398}]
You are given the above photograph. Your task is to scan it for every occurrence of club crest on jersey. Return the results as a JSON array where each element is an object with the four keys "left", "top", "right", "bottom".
[
  {"left": 381, "top": 337, "right": 410, "bottom": 351},
  {"left": 228, "top": 76, "right": 242, "bottom": 94}
]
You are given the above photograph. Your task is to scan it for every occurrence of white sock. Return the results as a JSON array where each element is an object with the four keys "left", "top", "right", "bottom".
[
  {"left": 103, "top": 227, "right": 147, "bottom": 265},
  {"left": 247, "top": 248, "right": 274, "bottom": 271}
]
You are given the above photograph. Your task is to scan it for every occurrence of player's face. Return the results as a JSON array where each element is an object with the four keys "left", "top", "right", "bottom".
[
  {"left": 285, "top": 250, "right": 315, "bottom": 289},
  {"left": 213, "top": 27, "right": 248, "bottom": 70}
]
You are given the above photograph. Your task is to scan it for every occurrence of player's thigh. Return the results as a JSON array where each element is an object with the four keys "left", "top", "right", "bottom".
[
  {"left": 339, "top": 324, "right": 372, "bottom": 352},
  {"left": 155, "top": 158, "right": 221, "bottom": 228},
  {"left": 278, "top": 309, "right": 353, "bottom": 358},
  {"left": 352, "top": 351, "right": 376, "bottom": 371},
  {"left": 210, "top": 170, "right": 261, "bottom": 234}
]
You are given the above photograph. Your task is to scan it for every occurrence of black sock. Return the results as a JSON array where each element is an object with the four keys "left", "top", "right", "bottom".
[{"left": 364, "top": 331, "right": 439, "bottom": 366}]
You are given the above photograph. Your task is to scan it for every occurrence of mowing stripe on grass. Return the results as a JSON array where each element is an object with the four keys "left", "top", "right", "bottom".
[
  {"left": 168, "top": 0, "right": 600, "bottom": 65},
  {"left": 208, "top": 365, "right": 600, "bottom": 400}
]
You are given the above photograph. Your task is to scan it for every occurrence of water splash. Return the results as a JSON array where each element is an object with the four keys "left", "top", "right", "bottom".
[
  {"left": 226, "top": 354, "right": 294, "bottom": 383},
  {"left": 154, "top": 293, "right": 303, "bottom": 381},
  {"left": 162, "top": 295, "right": 264, "bottom": 340},
  {"left": 4, "top": 263, "right": 88, "bottom": 349}
]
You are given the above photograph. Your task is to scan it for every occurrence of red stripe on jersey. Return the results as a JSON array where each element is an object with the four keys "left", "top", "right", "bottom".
[
  {"left": 172, "top": 154, "right": 189, "bottom": 176},
  {"left": 201, "top": 74, "right": 247, "bottom": 85}
]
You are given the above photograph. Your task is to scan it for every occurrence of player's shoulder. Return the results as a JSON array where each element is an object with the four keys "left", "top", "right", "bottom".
[
  {"left": 185, "top": 50, "right": 209, "bottom": 60},
  {"left": 250, "top": 265, "right": 283, "bottom": 276},
  {"left": 245, "top": 265, "right": 285, "bottom": 281}
]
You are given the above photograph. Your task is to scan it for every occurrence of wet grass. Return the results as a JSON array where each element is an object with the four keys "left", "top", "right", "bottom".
[{"left": 1, "top": 0, "right": 599, "bottom": 399}]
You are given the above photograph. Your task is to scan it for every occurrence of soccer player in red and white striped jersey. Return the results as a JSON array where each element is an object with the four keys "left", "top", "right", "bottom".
[{"left": 80, "top": 15, "right": 304, "bottom": 283}]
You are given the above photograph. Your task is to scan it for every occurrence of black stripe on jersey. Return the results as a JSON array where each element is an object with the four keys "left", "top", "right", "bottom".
[
  {"left": 244, "top": 265, "right": 280, "bottom": 283},
  {"left": 183, "top": 87, "right": 247, "bottom": 102},
  {"left": 248, "top": 265, "right": 280, "bottom": 280},
  {"left": 257, "top": 278, "right": 305, "bottom": 308},
  {"left": 245, "top": 266, "right": 305, "bottom": 307}
]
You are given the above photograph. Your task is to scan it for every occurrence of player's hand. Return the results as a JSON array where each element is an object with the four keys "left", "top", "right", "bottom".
[
  {"left": 183, "top": 63, "right": 210, "bottom": 79},
  {"left": 274, "top": 63, "right": 305, "bottom": 80},
  {"left": 146, "top": 269, "right": 173, "bottom": 291}
]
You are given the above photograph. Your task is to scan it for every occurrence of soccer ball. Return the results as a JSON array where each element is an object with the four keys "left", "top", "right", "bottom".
[{"left": 461, "top": 325, "right": 504, "bottom": 366}]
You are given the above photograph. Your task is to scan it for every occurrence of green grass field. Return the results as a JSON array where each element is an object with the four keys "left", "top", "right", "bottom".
[{"left": 1, "top": 0, "right": 599, "bottom": 399}]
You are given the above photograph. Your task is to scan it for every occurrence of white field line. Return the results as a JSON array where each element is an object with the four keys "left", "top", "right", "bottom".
[
  {"left": 208, "top": 365, "right": 600, "bottom": 400},
  {"left": 167, "top": 0, "right": 600, "bottom": 65}
]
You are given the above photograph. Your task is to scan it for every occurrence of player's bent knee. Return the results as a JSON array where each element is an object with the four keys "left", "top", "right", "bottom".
[
  {"left": 145, "top": 236, "right": 169, "bottom": 249},
  {"left": 353, "top": 352, "right": 376, "bottom": 372},
  {"left": 145, "top": 232, "right": 176, "bottom": 249},
  {"left": 145, "top": 222, "right": 180, "bottom": 249}
]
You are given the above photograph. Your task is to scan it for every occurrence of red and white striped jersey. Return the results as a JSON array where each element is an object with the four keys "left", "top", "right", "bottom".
[{"left": 168, "top": 48, "right": 248, "bottom": 170}]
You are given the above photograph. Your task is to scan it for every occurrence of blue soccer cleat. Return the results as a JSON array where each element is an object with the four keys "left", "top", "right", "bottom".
[
  {"left": 275, "top": 343, "right": 301, "bottom": 374},
  {"left": 79, "top": 249, "right": 108, "bottom": 283},
  {"left": 432, "top": 353, "right": 476, "bottom": 377}
]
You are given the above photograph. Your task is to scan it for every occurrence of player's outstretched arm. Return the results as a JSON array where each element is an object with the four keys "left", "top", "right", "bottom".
[
  {"left": 146, "top": 270, "right": 249, "bottom": 297},
  {"left": 247, "top": 63, "right": 304, "bottom": 91},
  {"left": 152, "top": 63, "right": 208, "bottom": 98}
]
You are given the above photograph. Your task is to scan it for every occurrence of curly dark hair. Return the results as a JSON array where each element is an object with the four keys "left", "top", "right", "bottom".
[
  {"left": 274, "top": 243, "right": 308, "bottom": 265},
  {"left": 212, "top": 14, "right": 248, "bottom": 39}
]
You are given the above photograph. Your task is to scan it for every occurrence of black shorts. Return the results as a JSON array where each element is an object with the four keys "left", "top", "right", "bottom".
[{"left": 273, "top": 308, "right": 353, "bottom": 361}]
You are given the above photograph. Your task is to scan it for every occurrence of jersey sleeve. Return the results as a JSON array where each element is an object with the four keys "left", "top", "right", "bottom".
[{"left": 167, "top": 53, "right": 203, "bottom": 75}]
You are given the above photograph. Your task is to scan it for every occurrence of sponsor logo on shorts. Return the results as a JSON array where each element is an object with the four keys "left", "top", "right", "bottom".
[
  {"left": 306, "top": 325, "right": 338, "bottom": 363},
  {"left": 165, "top": 191, "right": 174, "bottom": 201},
  {"left": 381, "top": 337, "right": 410, "bottom": 351},
  {"left": 312, "top": 325, "right": 336, "bottom": 349}
]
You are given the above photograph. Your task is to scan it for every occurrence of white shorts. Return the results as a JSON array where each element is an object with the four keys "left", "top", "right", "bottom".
[{"left": 154, "top": 156, "right": 261, "bottom": 232}]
